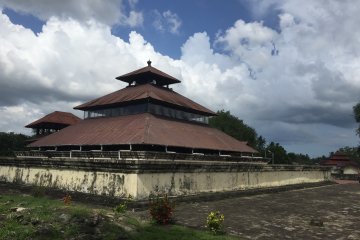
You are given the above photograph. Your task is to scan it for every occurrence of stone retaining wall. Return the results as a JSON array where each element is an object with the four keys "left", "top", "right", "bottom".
[
  {"left": 331, "top": 173, "right": 359, "bottom": 181},
  {"left": 0, "top": 157, "right": 332, "bottom": 200}
]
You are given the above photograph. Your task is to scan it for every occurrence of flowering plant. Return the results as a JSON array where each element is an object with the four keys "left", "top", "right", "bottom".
[
  {"left": 115, "top": 194, "right": 133, "bottom": 214},
  {"left": 206, "top": 211, "right": 225, "bottom": 234}
]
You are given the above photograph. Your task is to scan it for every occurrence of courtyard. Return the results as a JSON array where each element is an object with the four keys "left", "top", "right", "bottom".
[{"left": 173, "top": 182, "right": 360, "bottom": 239}]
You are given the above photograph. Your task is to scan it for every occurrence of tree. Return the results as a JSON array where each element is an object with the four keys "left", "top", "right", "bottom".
[
  {"left": 311, "top": 155, "right": 327, "bottom": 164},
  {"left": 209, "top": 110, "right": 261, "bottom": 149},
  {"left": 209, "top": 110, "right": 317, "bottom": 165},
  {"left": 287, "top": 152, "right": 312, "bottom": 165},
  {"left": 256, "top": 135, "right": 267, "bottom": 155},
  {"left": 266, "top": 142, "right": 288, "bottom": 164},
  {"left": 354, "top": 103, "right": 360, "bottom": 137},
  {"left": 0, "top": 132, "right": 30, "bottom": 156}
]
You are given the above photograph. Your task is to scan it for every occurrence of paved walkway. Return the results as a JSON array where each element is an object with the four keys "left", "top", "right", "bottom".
[{"left": 174, "top": 183, "right": 360, "bottom": 239}]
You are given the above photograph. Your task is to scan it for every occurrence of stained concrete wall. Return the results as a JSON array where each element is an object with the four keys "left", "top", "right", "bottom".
[
  {"left": 0, "top": 166, "right": 137, "bottom": 197},
  {"left": 0, "top": 157, "right": 331, "bottom": 200},
  {"left": 136, "top": 169, "right": 331, "bottom": 199},
  {"left": 343, "top": 166, "right": 359, "bottom": 175}
]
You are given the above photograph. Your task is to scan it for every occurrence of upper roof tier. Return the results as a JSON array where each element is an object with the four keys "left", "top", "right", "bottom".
[
  {"left": 74, "top": 83, "right": 216, "bottom": 116},
  {"left": 25, "top": 111, "right": 81, "bottom": 129},
  {"left": 116, "top": 60, "right": 181, "bottom": 86}
]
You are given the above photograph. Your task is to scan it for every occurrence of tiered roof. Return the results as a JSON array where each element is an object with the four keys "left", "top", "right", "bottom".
[
  {"left": 115, "top": 60, "right": 180, "bottom": 86},
  {"left": 25, "top": 111, "right": 81, "bottom": 129},
  {"left": 74, "top": 83, "right": 216, "bottom": 115},
  {"left": 28, "top": 62, "right": 257, "bottom": 154},
  {"left": 320, "top": 151, "right": 359, "bottom": 167},
  {"left": 28, "top": 113, "right": 256, "bottom": 153}
]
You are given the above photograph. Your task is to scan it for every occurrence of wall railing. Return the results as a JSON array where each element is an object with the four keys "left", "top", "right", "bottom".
[{"left": 14, "top": 150, "right": 269, "bottom": 164}]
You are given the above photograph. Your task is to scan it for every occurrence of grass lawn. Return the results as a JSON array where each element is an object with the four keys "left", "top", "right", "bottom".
[{"left": 0, "top": 192, "right": 240, "bottom": 240}]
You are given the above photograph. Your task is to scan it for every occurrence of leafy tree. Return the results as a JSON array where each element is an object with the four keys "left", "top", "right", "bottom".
[
  {"left": 287, "top": 152, "right": 312, "bottom": 165},
  {"left": 311, "top": 155, "right": 327, "bottom": 164},
  {"left": 266, "top": 142, "right": 288, "bottom": 164},
  {"left": 0, "top": 132, "right": 30, "bottom": 156},
  {"left": 209, "top": 110, "right": 318, "bottom": 165},
  {"left": 354, "top": 103, "right": 360, "bottom": 137},
  {"left": 256, "top": 135, "right": 267, "bottom": 155},
  {"left": 209, "top": 110, "right": 261, "bottom": 149}
]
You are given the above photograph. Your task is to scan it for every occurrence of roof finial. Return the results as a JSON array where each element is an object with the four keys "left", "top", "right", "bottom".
[{"left": 147, "top": 59, "right": 152, "bottom": 67}]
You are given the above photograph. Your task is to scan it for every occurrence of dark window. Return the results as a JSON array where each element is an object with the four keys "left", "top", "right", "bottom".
[{"left": 84, "top": 102, "right": 209, "bottom": 124}]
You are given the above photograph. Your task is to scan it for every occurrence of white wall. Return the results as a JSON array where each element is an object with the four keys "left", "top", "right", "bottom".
[
  {"left": 343, "top": 166, "right": 359, "bottom": 175},
  {"left": 0, "top": 163, "right": 331, "bottom": 200},
  {"left": 0, "top": 166, "right": 138, "bottom": 197},
  {"left": 136, "top": 169, "right": 331, "bottom": 199}
]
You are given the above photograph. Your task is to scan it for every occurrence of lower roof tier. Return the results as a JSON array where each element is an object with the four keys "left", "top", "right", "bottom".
[
  {"left": 28, "top": 113, "right": 257, "bottom": 154},
  {"left": 25, "top": 111, "right": 81, "bottom": 129}
]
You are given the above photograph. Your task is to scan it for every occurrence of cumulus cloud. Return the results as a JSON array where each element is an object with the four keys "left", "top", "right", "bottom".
[
  {"left": 122, "top": 10, "right": 143, "bottom": 27},
  {"left": 0, "top": 101, "right": 81, "bottom": 134},
  {"left": 207, "top": 1, "right": 360, "bottom": 127},
  {"left": 152, "top": 10, "right": 182, "bottom": 34},
  {"left": 179, "top": 1, "right": 360, "bottom": 153},
  {"left": 215, "top": 19, "right": 278, "bottom": 75},
  {"left": 0, "top": 10, "right": 175, "bottom": 111},
  {"left": 1, "top": 1, "right": 360, "bottom": 156},
  {"left": 0, "top": 0, "right": 143, "bottom": 26}
]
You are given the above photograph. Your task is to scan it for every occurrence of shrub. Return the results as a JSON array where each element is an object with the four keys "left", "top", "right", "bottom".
[
  {"left": 31, "top": 186, "right": 46, "bottom": 198},
  {"left": 63, "top": 194, "right": 72, "bottom": 205},
  {"left": 114, "top": 194, "right": 133, "bottom": 214},
  {"left": 115, "top": 202, "right": 127, "bottom": 214},
  {"left": 206, "top": 211, "right": 225, "bottom": 234},
  {"left": 149, "top": 193, "right": 174, "bottom": 224}
]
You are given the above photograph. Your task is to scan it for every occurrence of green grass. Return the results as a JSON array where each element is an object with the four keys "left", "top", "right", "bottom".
[
  {"left": 130, "top": 224, "right": 240, "bottom": 240},
  {"left": 0, "top": 194, "right": 240, "bottom": 240}
]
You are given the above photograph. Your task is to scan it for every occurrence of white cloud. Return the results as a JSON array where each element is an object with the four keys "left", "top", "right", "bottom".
[
  {"left": 0, "top": 10, "right": 171, "bottom": 110},
  {"left": 152, "top": 10, "right": 182, "bottom": 34},
  {"left": 163, "top": 10, "right": 181, "bottom": 34},
  {"left": 121, "top": 10, "right": 143, "bottom": 27},
  {"left": 127, "top": 0, "right": 138, "bottom": 9},
  {"left": 215, "top": 19, "right": 278, "bottom": 73},
  {"left": 1, "top": 1, "right": 360, "bottom": 156},
  {"left": 181, "top": 32, "right": 235, "bottom": 70},
  {"left": 0, "top": 0, "right": 143, "bottom": 26},
  {"left": 179, "top": 1, "right": 360, "bottom": 154}
]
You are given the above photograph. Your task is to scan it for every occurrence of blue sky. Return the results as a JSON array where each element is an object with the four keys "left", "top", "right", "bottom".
[
  {"left": 3, "top": 0, "right": 281, "bottom": 58},
  {"left": 0, "top": 0, "right": 359, "bottom": 157}
]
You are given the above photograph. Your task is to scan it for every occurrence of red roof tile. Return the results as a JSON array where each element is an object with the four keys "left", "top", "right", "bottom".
[
  {"left": 320, "top": 160, "right": 359, "bottom": 167},
  {"left": 28, "top": 113, "right": 256, "bottom": 153},
  {"left": 74, "top": 84, "right": 216, "bottom": 115},
  {"left": 25, "top": 111, "right": 81, "bottom": 128},
  {"left": 329, "top": 151, "right": 351, "bottom": 161}
]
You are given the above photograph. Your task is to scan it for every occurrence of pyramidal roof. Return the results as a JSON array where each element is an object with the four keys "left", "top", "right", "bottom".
[
  {"left": 28, "top": 113, "right": 256, "bottom": 153},
  {"left": 116, "top": 60, "right": 180, "bottom": 86},
  {"left": 74, "top": 83, "right": 216, "bottom": 115},
  {"left": 28, "top": 62, "right": 257, "bottom": 154},
  {"left": 25, "top": 111, "right": 81, "bottom": 128}
]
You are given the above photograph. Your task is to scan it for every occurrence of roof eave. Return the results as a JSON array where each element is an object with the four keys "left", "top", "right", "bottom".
[{"left": 74, "top": 98, "right": 217, "bottom": 116}]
